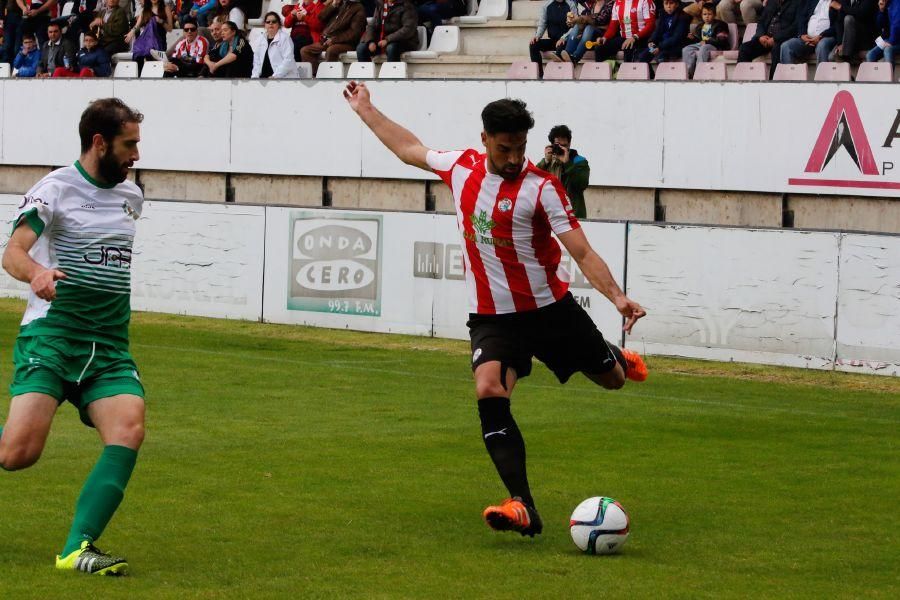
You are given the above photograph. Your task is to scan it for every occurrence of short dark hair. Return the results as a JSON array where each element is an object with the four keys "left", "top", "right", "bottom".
[
  {"left": 264, "top": 11, "right": 282, "bottom": 25},
  {"left": 47, "top": 22, "right": 61, "bottom": 32},
  {"left": 481, "top": 99, "right": 534, "bottom": 135},
  {"left": 79, "top": 98, "right": 144, "bottom": 153},
  {"left": 701, "top": 2, "right": 716, "bottom": 12},
  {"left": 83, "top": 30, "right": 98, "bottom": 40},
  {"left": 182, "top": 15, "right": 198, "bottom": 27},
  {"left": 22, "top": 33, "right": 36, "bottom": 41},
  {"left": 548, "top": 125, "right": 572, "bottom": 144}
]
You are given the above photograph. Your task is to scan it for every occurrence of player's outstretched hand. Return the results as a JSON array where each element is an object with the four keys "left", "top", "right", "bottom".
[
  {"left": 31, "top": 267, "right": 66, "bottom": 301},
  {"left": 615, "top": 296, "right": 646, "bottom": 334},
  {"left": 343, "top": 81, "right": 370, "bottom": 113}
]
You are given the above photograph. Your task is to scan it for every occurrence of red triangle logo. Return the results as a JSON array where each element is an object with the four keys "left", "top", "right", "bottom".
[{"left": 804, "top": 91, "right": 879, "bottom": 176}]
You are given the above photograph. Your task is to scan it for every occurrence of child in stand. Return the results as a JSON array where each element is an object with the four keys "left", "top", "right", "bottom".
[
  {"left": 681, "top": 2, "right": 729, "bottom": 78},
  {"left": 13, "top": 33, "right": 41, "bottom": 78},
  {"left": 636, "top": 0, "right": 689, "bottom": 65}
]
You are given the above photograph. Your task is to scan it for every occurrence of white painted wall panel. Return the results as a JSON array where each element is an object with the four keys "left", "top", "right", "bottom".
[
  {"left": 0, "top": 195, "right": 31, "bottom": 301},
  {"left": 835, "top": 234, "right": 900, "bottom": 376},
  {"left": 2, "top": 80, "right": 115, "bottom": 166},
  {"left": 113, "top": 80, "right": 233, "bottom": 173},
  {"left": 625, "top": 224, "right": 841, "bottom": 369},
  {"left": 131, "top": 201, "right": 266, "bottom": 320}
]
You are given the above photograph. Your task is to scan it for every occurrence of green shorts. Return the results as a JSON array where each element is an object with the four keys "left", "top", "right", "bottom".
[{"left": 10, "top": 335, "right": 145, "bottom": 427}]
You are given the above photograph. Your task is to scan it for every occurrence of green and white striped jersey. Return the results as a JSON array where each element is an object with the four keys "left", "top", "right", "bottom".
[{"left": 13, "top": 161, "right": 143, "bottom": 349}]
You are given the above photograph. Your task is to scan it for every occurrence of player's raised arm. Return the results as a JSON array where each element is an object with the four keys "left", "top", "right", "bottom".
[
  {"left": 557, "top": 228, "right": 646, "bottom": 334},
  {"left": 343, "top": 81, "right": 431, "bottom": 171}
]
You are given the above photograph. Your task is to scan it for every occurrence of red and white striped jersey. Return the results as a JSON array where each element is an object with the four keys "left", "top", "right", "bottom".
[
  {"left": 604, "top": 0, "right": 656, "bottom": 41},
  {"left": 426, "top": 148, "right": 581, "bottom": 315},
  {"left": 173, "top": 36, "right": 209, "bottom": 61}
]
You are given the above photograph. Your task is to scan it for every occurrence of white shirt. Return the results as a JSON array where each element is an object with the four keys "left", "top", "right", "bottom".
[
  {"left": 807, "top": 0, "right": 831, "bottom": 37},
  {"left": 251, "top": 28, "right": 299, "bottom": 79}
]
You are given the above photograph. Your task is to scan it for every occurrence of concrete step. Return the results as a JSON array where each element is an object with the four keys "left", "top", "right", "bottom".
[
  {"left": 511, "top": 0, "right": 543, "bottom": 21},
  {"left": 459, "top": 20, "right": 535, "bottom": 57},
  {"left": 405, "top": 55, "right": 528, "bottom": 79}
]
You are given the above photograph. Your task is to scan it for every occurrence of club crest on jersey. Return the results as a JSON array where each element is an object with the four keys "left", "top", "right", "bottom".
[
  {"left": 122, "top": 201, "right": 138, "bottom": 220},
  {"left": 497, "top": 198, "right": 513, "bottom": 213}
]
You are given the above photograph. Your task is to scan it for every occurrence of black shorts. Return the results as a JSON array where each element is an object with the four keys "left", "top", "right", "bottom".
[{"left": 467, "top": 293, "right": 618, "bottom": 384}]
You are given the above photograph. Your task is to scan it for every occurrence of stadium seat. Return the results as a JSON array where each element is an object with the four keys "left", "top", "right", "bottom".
[
  {"left": 114, "top": 61, "right": 138, "bottom": 78},
  {"left": 693, "top": 62, "right": 726, "bottom": 81},
  {"left": 296, "top": 61, "right": 313, "bottom": 79},
  {"left": 654, "top": 62, "right": 688, "bottom": 80},
  {"left": 416, "top": 26, "right": 427, "bottom": 51},
  {"left": 855, "top": 62, "right": 894, "bottom": 82},
  {"left": 577, "top": 62, "right": 612, "bottom": 80},
  {"left": 405, "top": 26, "right": 460, "bottom": 59},
  {"left": 710, "top": 23, "right": 740, "bottom": 60},
  {"left": 315, "top": 62, "right": 345, "bottom": 79},
  {"left": 166, "top": 29, "right": 183, "bottom": 52},
  {"left": 378, "top": 62, "right": 408, "bottom": 79},
  {"left": 140, "top": 61, "right": 165, "bottom": 78},
  {"left": 721, "top": 23, "right": 757, "bottom": 61},
  {"left": 505, "top": 60, "right": 538, "bottom": 79},
  {"left": 0, "top": 63, "right": 10, "bottom": 78},
  {"left": 616, "top": 62, "right": 650, "bottom": 80},
  {"left": 814, "top": 62, "right": 851, "bottom": 81},
  {"left": 730, "top": 62, "right": 767, "bottom": 81},
  {"left": 249, "top": 27, "right": 265, "bottom": 48},
  {"left": 60, "top": 1, "right": 74, "bottom": 16},
  {"left": 773, "top": 63, "right": 809, "bottom": 81},
  {"left": 111, "top": 52, "right": 132, "bottom": 63},
  {"left": 542, "top": 61, "right": 574, "bottom": 80},
  {"left": 346, "top": 61, "right": 376, "bottom": 79},
  {"left": 458, "top": 0, "right": 508, "bottom": 24}
]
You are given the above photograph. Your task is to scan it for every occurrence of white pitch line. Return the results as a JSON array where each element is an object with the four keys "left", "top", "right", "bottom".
[{"left": 133, "top": 343, "right": 900, "bottom": 426}]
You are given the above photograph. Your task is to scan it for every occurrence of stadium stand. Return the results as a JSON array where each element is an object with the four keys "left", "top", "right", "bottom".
[
  {"left": 773, "top": 63, "right": 809, "bottom": 81},
  {"left": 814, "top": 62, "right": 852, "bottom": 82},
  {"left": 140, "top": 61, "right": 166, "bottom": 78},
  {"left": 616, "top": 62, "right": 650, "bottom": 81},
  {"left": 855, "top": 62, "right": 895, "bottom": 82},
  {"left": 377, "top": 61, "right": 409, "bottom": 78},
  {"left": 730, "top": 61, "right": 767, "bottom": 81},
  {"left": 577, "top": 61, "right": 612, "bottom": 79},
  {"left": 315, "top": 61, "right": 345, "bottom": 78},
  {"left": 346, "top": 61, "right": 376, "bottom": 78},
  {"left": 654, "top": 62, "right": 688, "bottom": 80},
  {"left": 114, "top": 61, "right": 139, "bottom": 78},
  {"left": 505, "top": 59, "right": 539, "bottom": 79},
  {"left": 542, "top": 61, "right": 574, "bottom": 80},
  {"left": 693, "top": 61, "right": 727, "bottom": 80}
]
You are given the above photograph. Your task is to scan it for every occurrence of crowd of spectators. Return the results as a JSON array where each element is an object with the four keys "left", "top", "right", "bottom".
[
  {"left": 529, "top": 0, "right": 898, "bottom": 78},
  {"left": 0, "top": 0, "right": 895, "bottom": 78}
]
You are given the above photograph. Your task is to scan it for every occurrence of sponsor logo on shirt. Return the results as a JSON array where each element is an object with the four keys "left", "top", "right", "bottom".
[{"left": 18, "top": 195, "right": 48, "bottom": 209}]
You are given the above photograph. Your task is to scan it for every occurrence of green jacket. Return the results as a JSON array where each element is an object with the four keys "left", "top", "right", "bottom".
[{"left": 537, "top": 149, "right": 589, "bottom": 219}]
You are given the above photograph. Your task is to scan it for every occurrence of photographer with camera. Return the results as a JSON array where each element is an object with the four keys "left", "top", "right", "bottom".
[{"left": 536, "top": 125, "right": 590, "bottom": 219}]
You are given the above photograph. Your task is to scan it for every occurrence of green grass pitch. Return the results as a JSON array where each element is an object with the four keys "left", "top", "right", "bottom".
[{"left": 0, "top": 298, "right": 897, "bottom": 599}]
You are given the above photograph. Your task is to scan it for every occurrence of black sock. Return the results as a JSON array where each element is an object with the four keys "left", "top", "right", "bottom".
[
  {"left": 477, "top": 397, "right": 534, "bottom": 508},
  {"left": 607, "top": 341, "right": 627, "bottom": 373}
]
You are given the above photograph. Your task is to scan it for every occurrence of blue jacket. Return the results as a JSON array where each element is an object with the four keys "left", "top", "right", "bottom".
[
  {"left": 793, "top": 0, "right": 839, "bottom": 38},
  {"left": 13, "top": 49, "right": 40, "bottom": 77},
  {"left": 650, "top": 9, "right": 690, "bottom": 52},
  {"left": 77, "top": 46, "right": 112, "bottom": 77},
  {"left": 877, "top": 0, "right": 900, "bottom": 45}
]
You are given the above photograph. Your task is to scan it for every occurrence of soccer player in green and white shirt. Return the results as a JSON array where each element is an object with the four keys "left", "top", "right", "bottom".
[{"left": 0, "top": 98, "right": 146, "bottom": 576}]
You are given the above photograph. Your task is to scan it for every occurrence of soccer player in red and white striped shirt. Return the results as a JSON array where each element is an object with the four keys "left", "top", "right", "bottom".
[{"left": 344, "top": 81, "right": 648, "bottom": 538}]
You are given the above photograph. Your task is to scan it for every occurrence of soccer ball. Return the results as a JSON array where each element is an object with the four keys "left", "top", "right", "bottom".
[{"left": 569, "top": 496, "right": 630, "bottom": 555}]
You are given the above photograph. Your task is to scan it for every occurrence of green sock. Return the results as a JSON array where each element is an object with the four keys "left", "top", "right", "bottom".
[{"left": 61, "top": 445, "right": 138, "bottom": 556}]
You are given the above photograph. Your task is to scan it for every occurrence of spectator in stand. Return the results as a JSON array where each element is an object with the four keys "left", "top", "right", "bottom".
[
  {"left": 90, "top": 0, "right": 129, "bottom": 55},
  {"left": 212, "top": 0, "right": 246, "bottom": 28},
  {"left": 831, "top": 0, "right": 877, "bottom": 61},
  {"left": 636, "top": 0, "right": 688, "bottom": 64},
  {"left": 717, "top": 0, "right": 763, "bottom": 24},
  {"left": 251, "top": 11, "right": 299, "bottom": 77},
  {"left": 356, "top": 0, "right": 419, "bottom": 62},
  {"left": 866, "top": 0, "right": 897, "bottom": 62},
  {"left": 36, "top": 21, "right": 75, "bottom": 77},
  {"left": 299, "top": 0, "right": 366, "bottom": 75},
  {"left": 52, "top": 29, "right": 111, "bottom": 76},
  {"left": 60, "top": 0, "right": 99, "bottom": 47},
  {"left": 737, "top": 0, "right": 800, "bottom": 77},
  {"left": 126, "top": 0, "right": 172, "bottom": 72},
  {"left": 682, "top": 1, "right": 729, "bottom": 75},
  {"left": 182, "top": 0, "right": 218, "bottom": 26},
  {"left": 558, "top": 0, "right": 615, "bottom": 65},
  {"left": 416, "top": 0, "right": 466, "bottom": 38},
  {"left": 201, "top": 19, "right": 252, "bottom": 75},
  {"left": 283, "top": 0, "right": 324, "bottom": 60},
  {"left": 22, "top": 0, "right": 57, "bottom": 47},
  {"left": 593, "top": 0, "right": 656, "bottom": 62},
  {"left": 780, "top": 0, "right": 839, "bottom": 65},
  {"left": 13, "top": 32, "right": 40, "bottom": 76},
  {"left": 682, "top": 0, "right": 713, "bottom": 24},
  {"left": 535, "top": 125, "right": 590, "bottom": 219},
  {"left": 2, "top": 0, "right": 26, "bottom": 64},
  {"left": 529, "top": 0, "right": 578, "bottom": 77},
  {"left": 161, "top": 15, "right": 208, "bottom": 76}
]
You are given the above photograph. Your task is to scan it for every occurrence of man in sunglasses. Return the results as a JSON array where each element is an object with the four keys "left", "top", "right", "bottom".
[{"left": 160, "top": 16, "right": 209, "bottom": 77}]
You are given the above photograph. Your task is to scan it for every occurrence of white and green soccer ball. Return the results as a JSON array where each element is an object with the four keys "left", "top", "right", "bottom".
[{"left": 569, "top": 496, "right": 630, "bottom": 555}]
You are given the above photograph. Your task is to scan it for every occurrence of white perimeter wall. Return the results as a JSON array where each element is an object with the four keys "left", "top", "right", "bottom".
[
  {"left": 1, "top": 80, "right": 898, "bottom": 196},
  {"left": 0, "top": 197, "right": 896, "bottom": 375}
]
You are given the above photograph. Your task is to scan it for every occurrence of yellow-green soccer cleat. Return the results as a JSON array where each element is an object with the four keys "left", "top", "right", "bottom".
[{"left": 55, "top": 540, "right": 129, "bottom": 576}]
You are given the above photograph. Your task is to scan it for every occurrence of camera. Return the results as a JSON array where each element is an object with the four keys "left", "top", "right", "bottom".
[{"left": 551, "top": 144, "right": 565, "bottom": 156}]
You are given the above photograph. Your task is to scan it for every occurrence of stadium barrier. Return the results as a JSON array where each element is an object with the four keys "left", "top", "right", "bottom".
[
  {"left": 0, "top": 80, "right": 898, "bottom": 198},
  {"left": 0, "top": 198, "right": 896, "bottom": 376}
]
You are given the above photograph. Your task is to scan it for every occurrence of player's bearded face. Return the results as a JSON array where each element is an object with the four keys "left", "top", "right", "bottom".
[
  {"left": 484, "top": 131, "right": 528, "bottom": 180},
  {"left": 99, "top": 123, "right": 140, "bottom": 184}
]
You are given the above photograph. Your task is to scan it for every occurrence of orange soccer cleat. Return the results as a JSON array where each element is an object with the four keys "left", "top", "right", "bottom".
[
  {"left": 482, "top": 497, "right": 543, "bottom": 537},
  {"left": 621, "top": 348, "right": 648, "bottom": 382}
]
